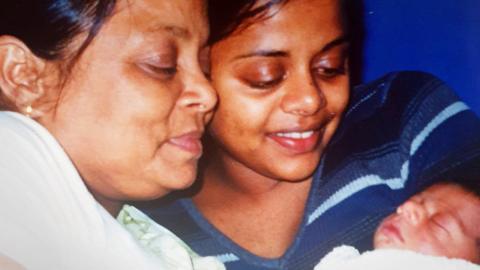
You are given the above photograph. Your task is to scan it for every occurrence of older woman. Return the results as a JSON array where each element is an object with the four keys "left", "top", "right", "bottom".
[
  {"left": 146, "top": 0, "right": 480, "bottom": 269},
  {"left": 0, "top": 0, "right": 224, "bottom": 269}
]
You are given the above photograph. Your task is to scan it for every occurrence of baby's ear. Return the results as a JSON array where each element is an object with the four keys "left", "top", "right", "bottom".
[{"left": 0, "top": 36, "right": 52, "bottom": 117}]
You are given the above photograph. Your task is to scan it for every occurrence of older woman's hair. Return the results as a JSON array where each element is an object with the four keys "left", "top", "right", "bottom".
[{"left": 0, "top": 0, "right": 116, "bottom": 61}]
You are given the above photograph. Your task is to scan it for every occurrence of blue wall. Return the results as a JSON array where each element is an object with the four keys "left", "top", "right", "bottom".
[{"left": 360, "top": 1, "right": 480, "bottom": 115}]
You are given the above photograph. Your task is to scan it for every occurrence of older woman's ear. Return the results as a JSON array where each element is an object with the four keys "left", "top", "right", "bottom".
[{"left": 0, "top": 35, "right": 54, "bottom": 117}]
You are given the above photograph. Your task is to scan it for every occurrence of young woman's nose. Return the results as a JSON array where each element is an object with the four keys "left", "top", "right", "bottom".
[
  {"left": 397, "top": 200, "right": 428, "bottom": 226},
  {"left": 280, "top": 76, "right": 326, "bottom": 116}
]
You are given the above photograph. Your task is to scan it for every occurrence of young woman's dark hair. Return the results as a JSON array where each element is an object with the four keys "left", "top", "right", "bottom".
[
  {"left": 0, "top": 0, "right": 116, "bottom": 62},
  {"left": 208, "top": 0, "right": 287, "bottom": 44}
]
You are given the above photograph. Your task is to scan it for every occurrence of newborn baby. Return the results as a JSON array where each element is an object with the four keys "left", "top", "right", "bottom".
[
  {"left": 374, "top": 181, "right": 480, "bottom": 262},
  {"left": 316, "top": 181, "right": 480, "bottom": 270}
]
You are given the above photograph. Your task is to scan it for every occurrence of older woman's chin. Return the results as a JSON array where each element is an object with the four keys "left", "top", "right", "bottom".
[
  {"left": 98, "top": 166, "right": 198, "bottom": 202},
  {"left": 143, "top": 163, "right": 199, "bottom": 198}
]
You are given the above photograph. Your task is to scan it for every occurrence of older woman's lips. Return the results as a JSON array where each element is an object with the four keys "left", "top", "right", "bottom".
[{"left": 168, "top": 132, "right": 203, "bottom": 157}]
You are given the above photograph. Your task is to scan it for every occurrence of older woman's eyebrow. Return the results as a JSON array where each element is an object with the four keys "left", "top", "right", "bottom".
[{"left": 147, "top": 24, "right": 191, "bottom": 39}]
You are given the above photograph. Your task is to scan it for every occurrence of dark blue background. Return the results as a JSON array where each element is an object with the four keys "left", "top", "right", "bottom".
[{"left": 360, "top": 0, "right": 480, "bottom": 115}]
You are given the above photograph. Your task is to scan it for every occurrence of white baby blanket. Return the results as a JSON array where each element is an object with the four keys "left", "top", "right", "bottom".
[{"left": 315, "top": 245, "right": 480, "bottom": 270}]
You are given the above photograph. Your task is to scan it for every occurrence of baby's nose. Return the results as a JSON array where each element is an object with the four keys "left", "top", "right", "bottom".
[{"left": 397, "top": 200, "right": 428, "bottom": 226}]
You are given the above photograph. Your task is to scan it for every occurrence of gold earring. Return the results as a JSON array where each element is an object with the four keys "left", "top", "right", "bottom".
[{"left": 24, "top": 105, "right": 33, "bottom": 117}]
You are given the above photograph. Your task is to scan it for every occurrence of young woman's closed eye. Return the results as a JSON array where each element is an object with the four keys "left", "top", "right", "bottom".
[{"left": 235, "top": 60, "right": 286, "bottom": 90}]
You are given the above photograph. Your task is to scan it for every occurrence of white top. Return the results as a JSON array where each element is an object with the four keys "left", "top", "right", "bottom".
[
  {"left": 0, "top": 111, "right": 224, "bottom": 270},
  {"left": 314, "top": 245, "right": 480, "bottom": 270}
]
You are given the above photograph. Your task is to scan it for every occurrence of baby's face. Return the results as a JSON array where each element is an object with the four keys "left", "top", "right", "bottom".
[{"left": 374, "top": 183, "right": 480, "bottom": 263}]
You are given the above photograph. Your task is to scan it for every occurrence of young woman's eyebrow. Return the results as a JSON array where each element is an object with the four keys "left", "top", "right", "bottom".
[
  {"left": 234, "top": 50, "right": 289, "bottom": 60},
  {"left": 233, "top": 36, "right": 349, "bottom": 61},
  {"left": 321, "top": 36, "right": 349, "bottom": 53}
]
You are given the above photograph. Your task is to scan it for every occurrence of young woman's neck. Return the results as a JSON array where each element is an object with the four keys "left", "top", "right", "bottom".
[
  {"left": 206, "top": 153, "right": 295, "bottom": 193},
  {"left": 192, "top": 147, "right": 314, "bottom": 258},
  {"left": 194, "top": 145, "right": 313, "bottom": 208}
]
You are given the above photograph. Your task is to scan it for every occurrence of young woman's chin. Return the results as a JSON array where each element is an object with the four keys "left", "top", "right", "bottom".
[{"left": 246, "top": 150, "right": 322, "bottom": 182}]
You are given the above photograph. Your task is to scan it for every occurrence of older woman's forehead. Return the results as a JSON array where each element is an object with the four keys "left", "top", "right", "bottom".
[{"left": 112, "top": 0, "right": 208, "bottom": 38}]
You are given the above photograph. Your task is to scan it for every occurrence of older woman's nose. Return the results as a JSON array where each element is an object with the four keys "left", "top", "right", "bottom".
[
  {"left": 180, "top": 72, "right": 217, "bottom": 113},
  {"left": 397, "top": 200, "right": 428, "bottom": 226}
]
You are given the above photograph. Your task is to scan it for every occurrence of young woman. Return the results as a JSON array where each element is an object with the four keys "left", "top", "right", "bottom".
[
  {"left": 146, "top": 0, "right": 480, "bottom": 269},
  {"left": 0, "top": 0, "right": 224, "bottom": 269}
]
